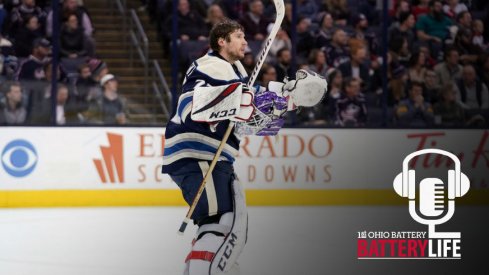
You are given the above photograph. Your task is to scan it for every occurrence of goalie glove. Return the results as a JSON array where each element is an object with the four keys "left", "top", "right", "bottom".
[
  {"left": 253, "top": 89, "right": 287, "bottom": 136},
  {"left": 270, "top": 69, "right": 328, "bottom": 111}
]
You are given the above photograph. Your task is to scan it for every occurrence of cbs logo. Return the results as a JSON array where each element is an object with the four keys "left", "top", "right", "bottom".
[{"left": 1, "top": 139, "right": 38, "bottom": 178}]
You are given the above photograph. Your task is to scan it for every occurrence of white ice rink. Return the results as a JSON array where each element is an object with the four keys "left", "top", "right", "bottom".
[{"left": 0, "top": 206, "right": 487, "bottom": 275}]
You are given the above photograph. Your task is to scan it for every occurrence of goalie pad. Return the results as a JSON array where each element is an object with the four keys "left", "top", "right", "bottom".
[
  {"left": 184, "top": 177, "right": 248, "bottom": 275},
  {"left": 191, "top": 83, "right": 254, "bottom": 123}
]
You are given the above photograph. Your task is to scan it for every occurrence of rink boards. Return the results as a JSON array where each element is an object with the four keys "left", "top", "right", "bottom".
[{"left": 0, "top": 127, "right": 488, "bottom": 207}]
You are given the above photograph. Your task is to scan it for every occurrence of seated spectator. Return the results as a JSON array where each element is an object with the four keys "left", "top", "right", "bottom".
[
  {"left": 14, "top": 15, "right": 43, "bottom": 58},
  {"left": 455, "top": 64, "right": 489, "bottom": 111},
  {"left": 297, "top": 0, "right": 318, "bottom": 19},
  {"left": 456, "top": 11, "right": 472, "bottom": 31},
  {"left": 315, "top": 12, "right": 334, "bottom": 48},
  {"left": 205, "top": 4, "right": 225, "bottom": 30},
  {"left": 257, "top": 64, "right": 277, "bottom": 88},
  {"left": 46, "top": 0, "right": 93, "bottom": 37},
  {"left": 7, "top": 0, "right": 45, "bottom": 38},
  {"left": 73, "top": 63, "right": 95, "bottom": 112},
  {"left": 239, "top": 0, "right": 269, "bottom": 41},
  {"left": 324, "top": 28, "right": 350, "bottom": 67},
  {"left": 326, "top": 68, "right": 343, "bottom": 119},
  {"left": 0, "top": 82, "right": 26, "bottom": 125},
  {"left": 396, "top": 81, "right": 435, "bottom": 127},
  {"left": 274, "top": 48, "right": 293, "bottom": 82},
  {"left": 388, "top": 12, "right": 416, "bottom": 52},
  {"left": 335, "top": 77, "right": 367, "bottom": 127},
  {"left": 295, "top": 16, "right": 315, "bottom": 62},
  {"left": 416, "top": 0, "right": 453, "bottom": 59},
  {"left": 408, "top": 51, "right": 428, "bottom": 84},
  {"left": 338, "top": 44, "right": 370, "bottom": 91},
  {"left": 434, "top": 84, "right": 466, "bottom": 126},
  {"left": 267, "top": 28, "right": 291, "bottom": 64},
  {"left": 323, "top": 0, "right": 349, "bottom": 26},
  {"left": 85, "top": 74, "right": 128, "bottom": 125},
  {"left": 30, "top": 83, "right": 79, "bottom": 124},
  {"left": 443, "top": 0, "right": 468, "bottom": 19},
  {"left": 242, "top": 49, "right": 255, "bottom": 76},
  {"left": 350, "top": 13, "right": 378, "bottom": 56},
  {"left": 424, "top": 68, "right": 442, "bottom": 104},
  {"left": 434, "top": 47, "right": 463, "bottom": 88},
  {"left": 0, "top": 32, "right": 14, "bottom": 57},
  {"left": 388, "top": 64, "right": 408, "bottom": 106},
  {"left": 308, "top": 48, "right": 328, "bottom": 77},
  {"left": 163, "top": 0, "right": 207, "bottom": 42},
  {"left": 60, "top": 13, "right": 88, "bottom": 58},
  {"left": 86, "top": 58, "right": 108, "bottom": 101},
  {"left": 16, "top": 37, "right": 50, "bottom": 81},
  {"left": 412, "top": 0, "right": 430, "bottom": 18},
  {"left": 454, "top": 28, "right": 483, "bottom": 65},
  {"left": 472, "top": 20, "right": 486, "bottom": 50}
]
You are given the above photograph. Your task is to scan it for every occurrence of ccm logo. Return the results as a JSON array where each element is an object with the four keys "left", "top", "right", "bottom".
[
  {"left": 210, "top": 108, "right": 237, "bottom": 119},
  {"left": 217, "top": 233, "right": 238, "bottom": 271}
]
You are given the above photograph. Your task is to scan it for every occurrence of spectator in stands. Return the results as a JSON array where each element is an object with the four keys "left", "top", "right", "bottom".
[
  {"left": 335, "top": 77, "right": 367, "bottom": 127},
  {"left": 324, "top": 28, "right": 350, "bottom": 67},
  {"left": 434, "top": 84, "right": 466, "bottom": 126},
  {"left": 443, "top": 0, "right": 468, "bottom": 19},
  {"left": 257, "top": 64, "right": 277, "bottom": 88},
  {"left": 413, "top": 0, "right": 430, "bottom": 18},
  {"left": 205, "top": 4, "right": 225, "bottom": 29},
  {"left": 308, "top": 49, "right": 328, "bottom": 77},
  {"left": 388, "top": 11, "right": 416, "bottom": 52},
  {"left": 416, "top": 0, "right": 453, "bottom": 59},
  {"left": 87, "top": 58, "right": 108, "bottom": 88},
  {"left": 267, "top": 28, "right": 291, "bottom": 63},
  {"left": 408, "top": 51, "right": 428, "bottom": 84},
  {"left": 47, "top": 0, "right": 93, "bottom": 37},
  {"left": 350, "top": 13, "right": 378, "bottom": 55},
  {"left": 315, "top": 12, "right": 334, "bottom": 48},
  {"left": 85, "top": 74, "right": 127, "bottom": 125},
  {"left": 424, "top": 68, "right": 442, "bottom": 104},
  {"left": 239, "top": 0, "right": 269, "bottom": 41},
  {"left": 60, "top": 13, "right": 88, "bottom": 58},
  {"left": 338, "top": 43, "right": 370, "bottom": 91},
  {"left": 326, "top": 68, "right": 342, "bottom": 119},
  {"left": 17, "top": 37, "right": 50, "bottom": 81},
  {"left": 0, "top": 32, "right": 14, "bottom": 56},
  {"left": 30, "top": 83, "right": 79, "bottom": 124},
  {"left": 455, "top": 64, "right": 489, "bottom": 111},
  {"left": 0, "top": 81, "right": 26, "bottom": 125},
  {"left": 357, "top": 0, "right": 380, "bottom": 25},
  {"left": 14, "top": 15, "right": 42, "bottom": 58},
  {"left": 282, "top": 2, "right": 293, "bottom": 35},
  {"left": 472, "top": 20, "right": 486, "bottom": 50},
  {"left": 456, "top": 11, "right": 472, "bottom": 31},
  {"left": 242, "top": 49, "right": 255, "bottom": 75},
  {"left": 73, "top": 63, "right": 95, "bottom": 112},
  {"left": 296, "top": 16, "right": 315, "bottom": 62},
  {"left": 7, "top": 0, "right": 45, "bottom": 38},
  {"left": 388, "top": 64, "right": 407, "bottom": 106},
  {"left": 163, "top": 0, "right": 207, "bottom": 42},
  {"left": 297, "top": 0, "right": 318, "bottom": 18},
  {"left": 434, "top": 47, "right": 463, "bottom": 88},
  {"left": 274, "top": 48, "right": 293, "bottom": 82},
  {"left": 454, "top": 28, "right": 483, "bottom": 65},
  {"left": 396, "top": 81, "right": 435, "bottom": 127},
  {"left": 323, "top": 0, "right": 349, "bottom": 26}
]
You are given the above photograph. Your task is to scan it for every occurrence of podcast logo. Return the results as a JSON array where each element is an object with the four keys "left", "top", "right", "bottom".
[
  {"left": 1, "top": 139, "right": 38, "bottom": 178},
  {"left": 357, "top": 149, "right": 469, "bottom": 260},
  {"left": 93, "top": 133, "right": 124, "bottom": 183}
]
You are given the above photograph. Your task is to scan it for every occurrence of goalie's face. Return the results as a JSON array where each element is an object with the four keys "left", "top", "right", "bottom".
[{"left": 219, "top": 29, "right": 247, "bottom": 63}]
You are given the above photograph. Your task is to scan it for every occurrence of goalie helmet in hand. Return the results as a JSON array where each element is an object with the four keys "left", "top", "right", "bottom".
[{"left": 284, "top": 69, "right": 328, "bottom": 107}]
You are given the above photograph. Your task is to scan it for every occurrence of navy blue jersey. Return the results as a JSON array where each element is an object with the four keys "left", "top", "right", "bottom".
[{"left": 162, "top": 52, "right": 248, "bottom": 173}]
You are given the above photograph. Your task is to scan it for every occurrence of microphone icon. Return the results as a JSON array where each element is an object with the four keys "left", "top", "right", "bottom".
[{"left": 393, "top": 149, "right": 470, "bottom": 238}]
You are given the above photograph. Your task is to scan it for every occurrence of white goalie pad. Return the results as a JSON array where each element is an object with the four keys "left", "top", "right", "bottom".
[
  {"left": 191, "top": 83, "right": 255, "bottom": 122},
  {"left": 184, "top": 178, "right": 248, "bottom": 275}
]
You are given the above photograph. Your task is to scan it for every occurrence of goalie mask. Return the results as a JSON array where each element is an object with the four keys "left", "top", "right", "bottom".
[{"left": 285, "top": 69, "right": 328, "bottom": 107}]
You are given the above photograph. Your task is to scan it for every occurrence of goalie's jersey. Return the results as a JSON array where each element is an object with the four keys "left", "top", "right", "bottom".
[{"left": 161, "top": 52, "right": 249, "bottom": 173}]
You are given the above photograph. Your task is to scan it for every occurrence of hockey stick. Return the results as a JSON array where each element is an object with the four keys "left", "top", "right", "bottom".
[{"left": 178, "top": 0, "right": 285, "bottom": 234}]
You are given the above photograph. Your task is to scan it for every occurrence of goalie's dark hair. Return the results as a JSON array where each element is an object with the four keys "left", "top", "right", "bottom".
[{"left": 209, "top": 18, "right": 244, "bottom": 52}]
